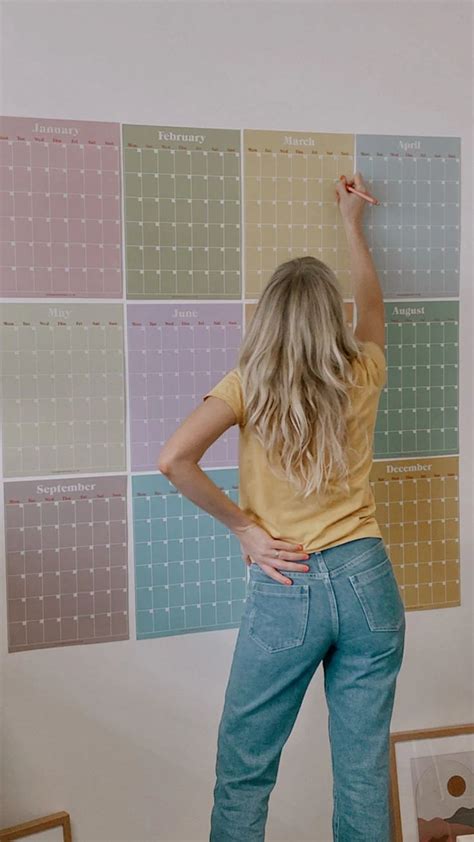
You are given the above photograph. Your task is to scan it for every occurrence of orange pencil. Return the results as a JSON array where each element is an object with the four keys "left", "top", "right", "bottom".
[
  {"left": 340, "top": 176, "right": 380, "bottom": 205},
  {"left": 346, "top": 184, "right": 380, "bottom": 205}
]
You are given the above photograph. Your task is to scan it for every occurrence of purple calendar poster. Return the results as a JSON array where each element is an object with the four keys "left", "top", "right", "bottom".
[{"left": 127, "top": 302, "right": 242, "bottom": 471}]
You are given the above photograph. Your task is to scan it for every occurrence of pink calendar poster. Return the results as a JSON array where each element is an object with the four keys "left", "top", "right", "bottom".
[{"left": 0, "top": 116, "right": 123, "bottom": 298}]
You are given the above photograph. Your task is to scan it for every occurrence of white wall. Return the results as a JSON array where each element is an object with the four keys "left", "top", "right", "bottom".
[{"left": 1, "top": 1, "right": 473, "bottom": 840}]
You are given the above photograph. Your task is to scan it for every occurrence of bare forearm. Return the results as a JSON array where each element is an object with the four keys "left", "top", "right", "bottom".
[
  {"left": 344, "top": 221, "right": 384, "bottom": 312},
  {"left": 161, "top": 460, "right": 255, "bottom": 535}
]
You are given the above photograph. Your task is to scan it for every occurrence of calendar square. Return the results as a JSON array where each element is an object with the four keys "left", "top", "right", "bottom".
[
  {"left": 132, "top": 470, "right": 246, "bottom": 640},
  {"left": 374, "top": 300, "right": 459, "bottom": 459},
  {"left": 244, "top": 130, "right": 354, "bottom": 298},
  {"left": 127, "top": 301, "right": 242, "bottom": 472},
  {"left": 0, "top": 303, "right": 126, "bottom": 476},
  {"left": 4, "top": 476, "right": 129, "bottom": 652},
  {"left": 123, "top": 125, "right": 241, "bottom": 299},
  {"left": 356, "top": 135, "right": 460, "bottom": 297},
  {"left": 371, "top": 457, "right": 460, "bottom": 611},
  {"left": 0, "top": 116, "right": 123, "bottom": 297}
]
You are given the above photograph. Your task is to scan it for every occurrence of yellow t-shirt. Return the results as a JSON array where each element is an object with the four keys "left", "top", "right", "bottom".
[{"left": 203, "top": 341, "right": 387, "bottom": 552}]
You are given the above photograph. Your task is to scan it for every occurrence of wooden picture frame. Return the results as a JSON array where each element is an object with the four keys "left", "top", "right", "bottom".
[
  {"left": 390, "top": 723, "right": 474, "bottom": 842},
  {"left": 0, "top": 812, "right": 72, "bottom": 842}
]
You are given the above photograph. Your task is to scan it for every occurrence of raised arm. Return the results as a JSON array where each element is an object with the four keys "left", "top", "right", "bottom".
[{"left": 335, "top": 172, "right": 385, "bottom": 352}]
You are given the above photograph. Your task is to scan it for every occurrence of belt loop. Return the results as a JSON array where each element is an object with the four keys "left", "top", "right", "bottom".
[{"left": 316, "top": 555, "right": 329, "bottom": 576}]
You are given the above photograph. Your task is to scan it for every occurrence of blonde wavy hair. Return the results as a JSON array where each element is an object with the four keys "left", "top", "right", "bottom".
[{"left": 237, "top": 256, "right": 367, "bottom": 500}]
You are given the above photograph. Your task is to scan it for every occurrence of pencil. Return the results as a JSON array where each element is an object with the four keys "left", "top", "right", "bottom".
[{"left": 346, "top": 184, "right": 380, "bottom": 205}]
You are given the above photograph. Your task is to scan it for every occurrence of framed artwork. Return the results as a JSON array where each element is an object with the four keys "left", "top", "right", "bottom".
[
  {"left": 390, "top": 723, "right": 474, "bottom": 842},
  {"left": 0, "top": 811, "right": 72, "bottom": 841}
]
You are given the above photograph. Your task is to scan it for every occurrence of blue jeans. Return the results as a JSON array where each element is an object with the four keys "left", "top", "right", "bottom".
[{"left": 210, "top": 536, "right": 406, "bottom": 842}]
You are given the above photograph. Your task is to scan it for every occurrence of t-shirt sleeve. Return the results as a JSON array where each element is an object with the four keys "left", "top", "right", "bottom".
[
  {"left": 202, "top": 368, "right": 245, "bottom": 427},
  {"left": 359, "top": 341, "right": 387, "bottom": 389}
]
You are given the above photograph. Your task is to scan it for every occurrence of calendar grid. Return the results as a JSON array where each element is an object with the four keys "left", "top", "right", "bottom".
[
  {"left": 0, "top": 303, "right": 126, "bottom": 477},
  {"left": 4, "top": 476, "right": 129, "bottom": 652},
  {"left": 123, "top": 125, "right": 241, "bottom": 299},
  {"left": 374, "top": 299, "right": 459, "bottom": 458},
  {"left": 133, "top": 470, "right": 246, "bottom": 640},
  {"left": 356, "top": 134, "right": 460, "bottom": 298},
  {"left": 244, "top": 130, "right": 353, "bottom": 298},
  {"left": 0, "top": 122, "right": 464, "bottom": 652},
  {"left": 127, "top": 301, "right": 242, "bottom": 472},
  {"left": 370, "top": 456, "right": 460, "bottom": 610},
  {"left": 0, "top": 116, "right": 123, "bottom": 298}
]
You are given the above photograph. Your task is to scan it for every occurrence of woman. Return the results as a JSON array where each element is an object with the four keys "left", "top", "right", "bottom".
[{"left": 158, "top": 172, "right": 406, "bottom": 842}]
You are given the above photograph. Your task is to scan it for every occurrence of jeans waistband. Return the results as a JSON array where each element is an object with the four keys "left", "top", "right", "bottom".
[
  {"left": 304, "top": 536, "right": 385, "bottom": 578},
  {"left": 248, "top": 537, "right": 386, "bottom": 581}
]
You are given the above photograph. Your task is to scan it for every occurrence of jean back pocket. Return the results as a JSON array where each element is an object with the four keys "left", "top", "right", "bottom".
[
  {"left": 348, "top": 557, "right": 405, "bottom": 632},
  {"left": 247, "top": 580, "right": 309, "bottom": 653}
]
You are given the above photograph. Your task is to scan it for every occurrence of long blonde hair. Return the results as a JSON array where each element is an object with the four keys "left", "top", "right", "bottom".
[{"left": 238, "top": 256, "right": 367, "bottom": 500}]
